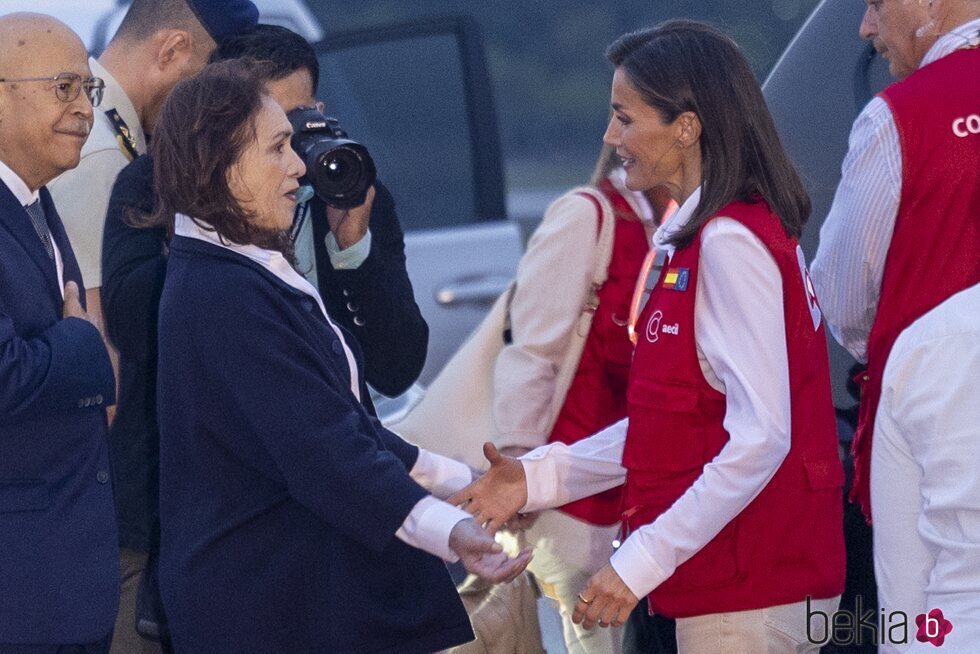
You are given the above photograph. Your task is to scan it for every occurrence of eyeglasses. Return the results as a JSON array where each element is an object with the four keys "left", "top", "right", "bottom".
[{"left": 0, "top": 72, "right": 105, "bottom": 107}]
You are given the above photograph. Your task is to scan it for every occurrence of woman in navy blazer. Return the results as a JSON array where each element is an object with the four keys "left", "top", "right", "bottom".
[{"left": 150, "top": 61, "right": 529, "bottom": 653}]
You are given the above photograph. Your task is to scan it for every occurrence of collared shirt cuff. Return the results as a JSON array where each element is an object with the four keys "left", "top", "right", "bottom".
[
  {"left": 325, "top": 229, "right": 371, "bottom": 269},
  {"left": 610, "top": 534, "right": 670, "bottom": 600},
  {"left": 411, "top": 448, "right": 473, "bottom": 499},
  {"left": 518, "top": 448, "right": 559, "bottom": 512},
  {"left": 395, "top": 496, "right": 471, "bottom": 562}
]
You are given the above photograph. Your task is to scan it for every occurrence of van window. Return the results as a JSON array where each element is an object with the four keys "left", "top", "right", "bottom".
[{"left": 316, "top": 20, "right": 506, "bottom": 232}]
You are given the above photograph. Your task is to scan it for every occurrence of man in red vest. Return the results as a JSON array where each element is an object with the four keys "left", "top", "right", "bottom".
[
  {"left": 812, "top": 0, "right": 980, "bottom": 519},
  {"left": 813, "top": 0, "right": 980, "bottom": 650}
]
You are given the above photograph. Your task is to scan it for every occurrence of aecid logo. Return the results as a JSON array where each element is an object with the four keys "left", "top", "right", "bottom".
[
  {"left": 661, "top": 323, "right": 680, "bottom": 336},
  {"left": 645, "top": 310, "right": 663, "bottom": 343},
  {"left": 952, "top": 113, "right": 980, "bottom": 138}
]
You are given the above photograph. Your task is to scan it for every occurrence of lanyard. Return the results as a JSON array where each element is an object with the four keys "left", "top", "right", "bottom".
[{"left": 627, "top": 199, "right": 679, "bottom": 345}]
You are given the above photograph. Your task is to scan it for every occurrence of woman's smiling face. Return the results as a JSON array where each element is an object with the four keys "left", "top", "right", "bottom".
[{"left": 603, "top": 67, "right": 689, "bottom": 196}]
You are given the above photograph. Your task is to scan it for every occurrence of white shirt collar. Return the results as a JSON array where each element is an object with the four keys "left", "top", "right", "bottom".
[
  {"left": 174, "top": 213, "right": 362, "bottom": 400},
  {"left": 652, "top": 185, "right": 702, "bottom": 255},
  {"left": 0, "top": 158, "right": 40, "bottom": 206},
  {"left": 920, "top": 17, "right": 980, "bottom": 68},
  {"left": 90, "top": 57, "right": 148, "bottom": 153}
]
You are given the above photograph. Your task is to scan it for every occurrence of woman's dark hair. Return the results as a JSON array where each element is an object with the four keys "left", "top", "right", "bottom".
[
  {"left": 606, "top": 20, "right": 810, "bottom": 248},
  {"left": 150, "top": 59, "right": 276, "bottom": 249}
]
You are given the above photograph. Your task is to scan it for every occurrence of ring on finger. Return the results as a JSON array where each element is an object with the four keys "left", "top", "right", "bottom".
[{"left": 577, "top": 593, "right": 593, "bottom": 604}]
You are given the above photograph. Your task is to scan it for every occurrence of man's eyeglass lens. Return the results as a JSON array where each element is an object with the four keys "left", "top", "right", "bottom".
[
  {"left": 0, "top": 73, "right": 104, "bottom": 107},
  {"left": 56, "top": 74, "right": 105, "bottom": 107}
]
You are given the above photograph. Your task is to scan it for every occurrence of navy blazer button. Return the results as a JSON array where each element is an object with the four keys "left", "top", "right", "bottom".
[
  {"left": 342, "top": 288, "right": 351, "bottom": 297},
  {"left": 78, "top": 399, "right": 86, "bottom": 408},
  {"left": 331, "top": 340, "right": 344, "bottom": 356},
  {"left": 97, "top": 471, "right": 109, "bottom": 484},
  {"left": 353, "top": 316, "right": 366, "bottom": 327},
  {"left": 95, "top": 394, "right": 103, "bottom": 404},
  {"left": 346, "top": 301, "right": 359, "bottom": 313}
]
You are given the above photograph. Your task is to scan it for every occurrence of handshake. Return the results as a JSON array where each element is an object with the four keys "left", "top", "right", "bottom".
[
  {"left": 444, "top": 443, "right": 533, "bottom": 584},
  {"left": 445, "top": 443, "right": 640, "bottom": 631}
]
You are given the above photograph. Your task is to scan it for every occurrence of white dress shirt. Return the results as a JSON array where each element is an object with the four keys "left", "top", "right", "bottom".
[
  {"left": 871, "top": 283, "right": 980, "bottom": 654},
  {"left": 518, "top": 187, "right": 798, "bottom": 600},
  {"left": 811, "top": 19, "right": 980, "bottom": 363},
  {"left": 0, "top": 159, "right": 65, "bottom": 298},
  {"left": 174, "top": 214, "right": 472, "bottom": 562}
]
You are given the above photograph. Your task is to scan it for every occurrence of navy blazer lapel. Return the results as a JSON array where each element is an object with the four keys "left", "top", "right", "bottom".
[
  {"left": 0, "top": 181, "right": 63, "bottom": 305},
  {"left": 41, "top": 187, "right": 86, "bottom": 302}
]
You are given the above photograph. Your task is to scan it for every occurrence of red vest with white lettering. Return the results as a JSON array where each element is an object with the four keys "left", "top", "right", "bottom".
[
  {"left": 620, "top": 200, "right": 845, "bottom": 618},
  {"left": 547, "top": 178, "right": 650, "bottom": 525},
  {"left": 850, "top": 46, "right": 980, "bottom": 520}
]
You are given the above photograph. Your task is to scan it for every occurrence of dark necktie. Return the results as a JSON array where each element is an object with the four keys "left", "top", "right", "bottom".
[{"left": 24, "top": 200, "right": 55, "bottom": 260}]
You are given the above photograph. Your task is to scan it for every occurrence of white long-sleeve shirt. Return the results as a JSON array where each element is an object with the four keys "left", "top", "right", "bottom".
[
  {"left": 871, "top": 283, "right": 980, "bottom": 654},
  {"left": 810, "top": 19, "right": 980, "bottom": 363},
  {"left": 518, "top": 187, "right": 798, "bottom": 600}
]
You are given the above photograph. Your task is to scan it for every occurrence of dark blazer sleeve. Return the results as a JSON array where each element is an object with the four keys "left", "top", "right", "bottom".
[
  {"left": 0, "top": 189, "right": 114, "bottom": 420},
  {"left": 175, "top": 273, "right": 429, "bottom": 553},
  {"left": 0, "top": 310, "right": 114, "bottom": 420},
  {"left": 371, "top": 417, "right": 421, "bottom": 469},
  {"left": 101, "top": 155, "right": 168, "bottom": 360},
  {"left": 315, "top": 181, "right": 429, "bottom": 397}
]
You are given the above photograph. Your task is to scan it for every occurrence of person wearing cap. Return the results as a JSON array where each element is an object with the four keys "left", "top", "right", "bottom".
[
  {"left": 0, "top": 13, "right": 117, "bottom": 654},
  {"left": 46, "top": 2, "right": 258, "bottom": 653}
]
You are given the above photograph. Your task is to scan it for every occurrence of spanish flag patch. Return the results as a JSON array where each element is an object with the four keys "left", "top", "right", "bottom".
[{"left": 662, "top": 267, "right": 689, "bottom": 291}]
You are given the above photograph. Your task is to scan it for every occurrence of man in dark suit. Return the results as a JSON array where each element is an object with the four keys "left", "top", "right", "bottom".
[{"left": 0, "top": 13, "right": 118, "bottom": 654}]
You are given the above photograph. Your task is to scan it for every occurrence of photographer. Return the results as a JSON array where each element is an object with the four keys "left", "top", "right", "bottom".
[{"left": 213, "top": 24, "right": 428, "bottom": 398}]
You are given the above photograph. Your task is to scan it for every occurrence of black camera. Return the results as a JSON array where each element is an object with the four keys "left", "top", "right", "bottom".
[{"left": 287, "top": 106, "right": 376, "bottom": 209}]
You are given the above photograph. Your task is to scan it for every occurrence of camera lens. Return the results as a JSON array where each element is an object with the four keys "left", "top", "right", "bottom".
[
  {"left": 287, "top": 107, "right": 376, "bottom": 209},
  {"left": 318, "top": 148, "right": 360, "bottom": 190},
  {"left": 311, "top": 142, "right": 376, "bottom": 209}
]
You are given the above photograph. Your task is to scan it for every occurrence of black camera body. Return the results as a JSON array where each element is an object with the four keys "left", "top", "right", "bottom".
[{"left": 287, "top": 106, "right": 377, "bottom": 209}]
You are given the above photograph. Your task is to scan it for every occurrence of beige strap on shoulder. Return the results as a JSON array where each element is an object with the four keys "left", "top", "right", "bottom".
[{"left": 543, "top": 185, "right": 616, "bottom": 432}]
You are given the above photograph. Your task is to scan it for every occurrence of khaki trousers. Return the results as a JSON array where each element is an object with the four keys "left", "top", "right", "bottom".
[{"left": 674, "top": 596, "right": 841, "bottom": 654}]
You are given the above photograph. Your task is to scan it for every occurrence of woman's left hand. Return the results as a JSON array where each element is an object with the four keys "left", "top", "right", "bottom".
[{"left": 572, "top": 564, "right": 639, "bottom": 630}]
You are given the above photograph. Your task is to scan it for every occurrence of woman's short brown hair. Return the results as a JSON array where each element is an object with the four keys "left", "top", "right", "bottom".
[{"left": 150, "top": 59, "right": 268, "bottom": 245}]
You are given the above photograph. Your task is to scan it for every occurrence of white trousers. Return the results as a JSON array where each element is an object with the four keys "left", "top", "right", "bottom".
[
  {"left": 524, "top": 509, "right": 622, "bottom": 654},
  {"left": 674, "top": 596, "right": 840, "bottom": 654}
]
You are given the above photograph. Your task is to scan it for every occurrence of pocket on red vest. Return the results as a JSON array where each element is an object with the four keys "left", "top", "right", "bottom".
[
  {"left": 660, "top": 519, "right": 742, "bottom": 592},
  {"left": 623, "top": 378, "right": 709, "bottom": 473}
]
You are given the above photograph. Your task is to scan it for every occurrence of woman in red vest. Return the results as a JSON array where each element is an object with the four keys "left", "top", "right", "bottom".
[
  {"left": 491, "top": 144, "right": 670, "bottom": 653},
  {"left": 452, "top": 20, "right": 845, "bottom": 653}
]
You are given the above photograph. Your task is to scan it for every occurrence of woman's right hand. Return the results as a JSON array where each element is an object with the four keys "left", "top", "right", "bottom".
[
  {"left": 448, "top": 518, "right": 532, "bottom": 583},
  {"left": 448, "top": 443, "right": 529, "bottom": 535}
]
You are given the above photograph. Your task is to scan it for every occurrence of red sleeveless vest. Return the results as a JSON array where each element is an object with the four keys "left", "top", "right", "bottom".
[
  {"left": 850, "top": 47, "right": 980, "bottom": 520},
  {"left": 547, "top": 178, "right": 650, "bottom": 525},
  {"left": 621, "top": 200, "right": 845, "bottom": 618}
]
